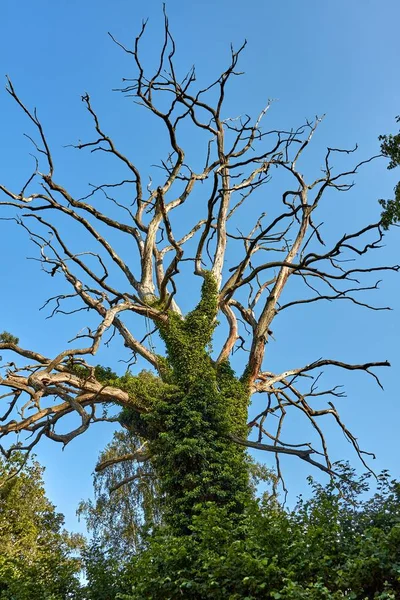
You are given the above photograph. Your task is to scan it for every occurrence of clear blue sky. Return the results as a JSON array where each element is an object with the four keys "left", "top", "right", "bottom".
[{"left": 1, "top": 0, "right": 399, "bottom": 533}]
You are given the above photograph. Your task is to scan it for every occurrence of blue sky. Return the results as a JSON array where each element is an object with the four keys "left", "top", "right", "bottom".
[{"left": 1, "top": 0, "right": 399, "bottom": 533}]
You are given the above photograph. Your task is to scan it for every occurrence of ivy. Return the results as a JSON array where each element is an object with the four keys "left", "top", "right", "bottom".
[{"left": 140, "top": 273, "right": 253, "bottom": 534}]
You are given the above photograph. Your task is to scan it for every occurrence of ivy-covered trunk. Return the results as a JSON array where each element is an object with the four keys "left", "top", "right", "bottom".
[
  {"left": 132, "top": 275, "right": 251, "bottom": 532},
  {"left": 120, "top": 276, "right": 257, "bottom": 598},
  {"left": 150, "top": 361, "right": 252, "bottom": 535}
]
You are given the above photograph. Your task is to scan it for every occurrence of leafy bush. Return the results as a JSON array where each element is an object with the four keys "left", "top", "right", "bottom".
[{"left": 82, "top": 465, "right": 400, "bottom": 599}]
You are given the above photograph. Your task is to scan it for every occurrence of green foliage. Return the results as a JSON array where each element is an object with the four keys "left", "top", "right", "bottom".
[
  {"left": 157, "top": 271, "right": 220, "bottom": 385},
  {"left": 81, "top": 543, "right": 133, "bottom": 600},
  {"left": 380, "top": 117, "right": 400, "bottom": 170},
  {"left": 216, "top": 360, "right": 250, "bottom": 438},
  {"left": 106, "top": 466, "right": 400, "bottom": 599},
  {"left": 142, "top": 273, "right": 253, "bottom": 533},
  {"left": 379, "top": 183, "right": 400, "bottom": 229},
  {"left": 118, "top": 370, "right": 179, "bottom": 435},
  {"left": 0, "top": 331, "right": 19, "bottom": 345},
  {"left": 379, "top": 116, "right": 400, "bottom": 229},
  {"left": 0, "top": 453, "right": 83, "bottom": 599}
]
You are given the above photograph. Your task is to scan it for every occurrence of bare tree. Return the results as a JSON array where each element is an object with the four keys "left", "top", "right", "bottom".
[{"left": 0, "top": 10, "right": 397, "bottom": 494}]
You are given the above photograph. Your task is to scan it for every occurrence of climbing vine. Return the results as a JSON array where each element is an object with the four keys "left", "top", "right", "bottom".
[{"left": 118, "top": 274, "right": 253, "bottom": 535}]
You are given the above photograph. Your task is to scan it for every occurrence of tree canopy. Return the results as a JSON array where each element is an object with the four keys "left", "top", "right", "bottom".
[{"left": 0, "top": 453, "right": 83, "bottom": 599}]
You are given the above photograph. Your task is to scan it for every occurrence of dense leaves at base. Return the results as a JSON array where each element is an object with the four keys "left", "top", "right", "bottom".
[
  {"left": 0, "top": 453, "right": 83, "bottom": 599},
  {"left": 82, "top": 466, "right": 400, "bottom": 600},
  {"left": 2, "top": 444, "right": 400, "bottom": 599}
]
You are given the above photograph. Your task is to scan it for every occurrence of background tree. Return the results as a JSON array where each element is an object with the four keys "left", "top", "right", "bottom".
[
  {"left": 379, "top": 115, "right": 400, "bottom": 228},
  {"left": 77, "top": 427, "right": 161, "bottom": 557},
  {"left": 0, "top": 8, "right": 398, "bottom": 597},
  {"left": 0, "top": 453, "right": 83, "bottom": 599},
  {"left": 77, "top": 428, "right": 160, "bottom": 599}
]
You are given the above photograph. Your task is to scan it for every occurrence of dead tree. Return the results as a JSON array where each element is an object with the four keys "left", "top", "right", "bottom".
[{"left": 0, "top": 12, "right": 397, "bottom": 493}]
